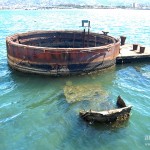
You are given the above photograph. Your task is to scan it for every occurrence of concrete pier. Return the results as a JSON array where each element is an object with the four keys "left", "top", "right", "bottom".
[{"left": 116, "top": 44, "right": 150, "bottom": 64}]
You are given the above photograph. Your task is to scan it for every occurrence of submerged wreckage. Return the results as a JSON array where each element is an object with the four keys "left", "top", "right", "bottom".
[
  {"left": 79, "top": 96, "right": 132, "bottom": 123},
  {"left": 6, "top": 21, "right": 120, "bottom": 76}
]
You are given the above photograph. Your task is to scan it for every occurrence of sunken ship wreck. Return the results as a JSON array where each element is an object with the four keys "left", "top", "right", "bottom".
[
  {"left": 6, "top": 22, "right": 120, "bottom": 76},
  {"left": 80, "top": 96, "right": 132, "bottom": 123}
]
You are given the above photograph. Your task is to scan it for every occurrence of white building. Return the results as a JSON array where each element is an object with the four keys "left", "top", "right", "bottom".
[{"left": 132, "top": 3, "right": 138, "bottom": 8}]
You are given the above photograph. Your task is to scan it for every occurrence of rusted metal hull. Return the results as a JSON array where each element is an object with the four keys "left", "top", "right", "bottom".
[
  {"left": 80, "top": 96, "right": 132, "bottom": 123},
  {"left": 79, "top": 106, "right": 132, "bottom": 123},
  {"left": 6, "top": 30, "right": 120, "bottom": 75}
]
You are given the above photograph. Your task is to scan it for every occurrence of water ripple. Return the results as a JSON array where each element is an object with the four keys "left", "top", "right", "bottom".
[
  {"left": 0, "top": 80, "right": 16, "bottom": 96},
  {"left": 0, "top": 101, "right": 18, "bottom": 109},
  {"left": 0, "top": 112, "right": 22, "bottom": 124}
]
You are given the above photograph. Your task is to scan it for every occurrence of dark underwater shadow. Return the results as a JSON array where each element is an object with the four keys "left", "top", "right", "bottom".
[{"left": 89, "top": 118, "right": 130, "bottom": 131}]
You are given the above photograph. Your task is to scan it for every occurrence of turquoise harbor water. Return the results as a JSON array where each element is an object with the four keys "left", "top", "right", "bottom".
[{"left": 0, "top": 9, "right": 150, "bottom": 150}]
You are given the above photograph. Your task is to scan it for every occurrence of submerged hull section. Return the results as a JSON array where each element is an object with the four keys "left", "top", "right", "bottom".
[
  {"left": 79, "top": 106, "right": 132, "bottom": 123},
  {"left": 6, "top": 30, "right": 120, "bottom": 75}
]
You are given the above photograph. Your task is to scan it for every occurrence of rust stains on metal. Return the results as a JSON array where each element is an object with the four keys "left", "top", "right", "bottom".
[{"left": 6, "top": 30, "right": 120, "bottom": 76}]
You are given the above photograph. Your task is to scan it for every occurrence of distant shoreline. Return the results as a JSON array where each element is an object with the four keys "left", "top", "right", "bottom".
[
  {"left": 0, "top": 7, "right": 150, "bottom": 10},
  {"left": 0, "top": 5, "right": 150, "bottom": 10}
]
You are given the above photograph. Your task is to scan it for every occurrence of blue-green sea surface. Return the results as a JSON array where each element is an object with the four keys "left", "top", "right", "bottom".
[{"left": 0, "top": 9, "right": 150, "bottom": 150}]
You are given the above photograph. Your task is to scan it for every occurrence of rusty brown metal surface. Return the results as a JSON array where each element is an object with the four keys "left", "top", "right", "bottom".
[{"left": 6, "top": 30, "right": 120, "bottom": 76}]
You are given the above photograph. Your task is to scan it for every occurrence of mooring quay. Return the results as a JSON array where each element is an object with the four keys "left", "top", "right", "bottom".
[{"left": 117, "top": 44, "right": 150, "bottom": 64}]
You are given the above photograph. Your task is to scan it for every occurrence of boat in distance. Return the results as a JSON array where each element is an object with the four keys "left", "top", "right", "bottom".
[{"left": 6, "top": 30, "right": 120, "bottom": 76}]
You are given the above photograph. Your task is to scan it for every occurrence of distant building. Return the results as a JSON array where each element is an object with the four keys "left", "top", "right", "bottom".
[{"left": 132, "top": 3, "right": 138, "bottom": 8}]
